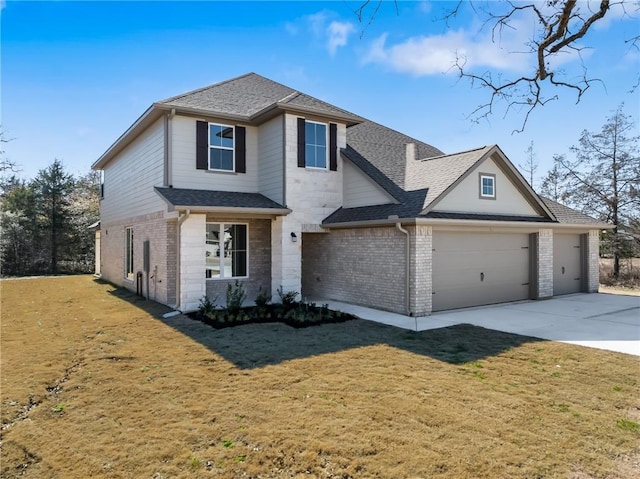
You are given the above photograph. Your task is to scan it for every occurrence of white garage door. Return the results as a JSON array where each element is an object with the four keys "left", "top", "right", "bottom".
[
  {"left": 433, "top": 232, "right": 531, "bottom": 312},
  {"left": 553, "top": 234, "right": 583, "bottom": 295}
]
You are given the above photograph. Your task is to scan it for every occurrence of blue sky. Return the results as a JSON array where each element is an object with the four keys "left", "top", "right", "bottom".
[{"left": 2, "top": 1, "right": 639, "bottom": 188}]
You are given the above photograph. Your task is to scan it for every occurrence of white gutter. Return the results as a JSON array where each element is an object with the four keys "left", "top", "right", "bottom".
[
  {"left": 169, "top": 205, "right": 291, "bottom": 216},
  {"left": 174, "top": 209, "right": 191, "bottom": 311},
  {"left": 395, "top": 222, "right": 411, "bottom": 318},
  {"left": 322, "top": 217, "right": 611, "bottom": 230}
]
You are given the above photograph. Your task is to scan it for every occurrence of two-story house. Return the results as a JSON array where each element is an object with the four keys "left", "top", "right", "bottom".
[{"left": 92, "top": 73, "right": 608, "bottom": 315}]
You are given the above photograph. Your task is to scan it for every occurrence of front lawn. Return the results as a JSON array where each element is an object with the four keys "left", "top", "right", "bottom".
[{"left": 1, "top": 276, "right": 639, "bottom": 478}]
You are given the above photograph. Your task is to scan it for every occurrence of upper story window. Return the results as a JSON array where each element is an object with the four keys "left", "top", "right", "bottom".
[
  {"left": 305, "top": 121, "right": 327, "bottom": 169},
  {"left": 297, "top": 118, "right": 337, "bottom": 171},
  {"left": 209, "top": 123, "right": 234, "bottom": 171},
  {"left": 196, "top": 120, "right": 246, "bottom": 173},
  {"left": 479, "top": 173, "right": 496, "bottom": 199}
]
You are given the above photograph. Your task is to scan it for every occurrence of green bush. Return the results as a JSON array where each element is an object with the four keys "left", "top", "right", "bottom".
[
  {"left": 276, "top": 285, "right": 298, "bottom": 306},
  {"left": 198, "top": 295, "right": 218, "bottom": 316},
  {"left": 254, "top": 286, "right": 271, "bottom": 308},
  {"left": 226, "top": 280, "right": 246, "bottom": 314}
]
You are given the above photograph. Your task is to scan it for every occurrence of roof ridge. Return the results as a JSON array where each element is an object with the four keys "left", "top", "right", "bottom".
[
  {"left": 157, "top": 72, "right": 257, "bottom": 104},
  {"left": 421, "top": 145, "right": 490, "bottom": 162},
  {"left": 278, "top": 91, "right": 302, "bottom": 103}
]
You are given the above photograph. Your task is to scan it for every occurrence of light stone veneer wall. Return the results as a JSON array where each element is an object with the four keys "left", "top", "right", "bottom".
[
  {"left": 179, "top": 214, "right": 206, "bottom": 311},
  {"left": 272, "top": 114, "right": 346, "bottom": 297},
  {"left": 409, "top": 225, "right": 433, "bottom": 316},
  {"left": 99, "top": 210, "right": 171, "bottom": 305},
  {"left": 537, "top": 229, "right": 554, "bottom": 298},
  {"left": 586, "top": 229, "right": 600, "bottom": 292},
  {"left": 301, "top": 227, "right": 407, "bottom": 314}
]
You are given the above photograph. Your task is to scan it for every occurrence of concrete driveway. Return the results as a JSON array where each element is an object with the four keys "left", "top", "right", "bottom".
[{"left": 320, "top": 293, "right": 640, "bottom": 356}]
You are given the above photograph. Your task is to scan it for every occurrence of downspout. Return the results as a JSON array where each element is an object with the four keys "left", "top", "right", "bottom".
[
  {"left": 396, "top": 222, "right": 411, "bottom": 318},
  {"left": 167, "top": 108, "right": 175, "bottom": 187},
  {"left": 175, "top": 209, "right": 190, "bottom": 311}
]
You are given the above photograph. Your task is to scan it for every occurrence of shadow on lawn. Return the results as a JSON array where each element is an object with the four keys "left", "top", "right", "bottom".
[{"left": 101, "top": 281, "right": 544, "bottom": 368}]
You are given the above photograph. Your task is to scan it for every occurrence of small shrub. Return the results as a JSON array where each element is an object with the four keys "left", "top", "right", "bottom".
[
  {"left": 616, "top": 419, "right": 640, "bottom": 431},
  {"left": 277, "top": 285, "right": 299, "bottom": 306},
  {"left": 198, "top": 295, "right": 218, "bottom": 316},
  {"left": 226, "top": 280, "right": 247, "bottom": 314},
  {"left": 254, "top": 286, "right": 271, "bottom": 308}
]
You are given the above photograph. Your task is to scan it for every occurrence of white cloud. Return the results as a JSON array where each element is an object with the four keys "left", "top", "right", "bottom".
[
  {"left": 362, "top": 28, "right": 531, "bottom": 76},
  {"left": 327, "top": 21, "right": 355, "bottom": 56},
  {"left": 286, "top": 10, "right": 355, "bottom": 57}
]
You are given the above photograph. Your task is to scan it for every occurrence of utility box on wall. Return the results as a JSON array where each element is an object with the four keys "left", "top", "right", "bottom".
[{"left": 143, "top": 240, "right": 150, "bottom": 274}]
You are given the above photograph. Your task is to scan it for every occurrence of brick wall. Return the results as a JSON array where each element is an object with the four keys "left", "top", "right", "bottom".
[
  {"left": 302, "top": 227, "right": 407, "bottom": 314},
  {"left": 99, "top": 210, "right": 171, "bottom": 304},
  {"left": 409, "top": 225, "right": 433, "bottom": 316}
]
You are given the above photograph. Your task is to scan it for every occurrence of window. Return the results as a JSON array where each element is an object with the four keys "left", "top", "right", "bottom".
[
  {"left": 479, "top": 173, "right": 496, "bottom": 199},
  {"left": 209, "top": 123, "right": 234, "bottom": 171},
  {"left": 125, "top": 227, "right": 134, "bottom": 280},
  {"left": 206, "top": 223, "right": 248, "bottom": 279},
  {"left": 304, "top": 121, "right": 327, "bottom": 169}
]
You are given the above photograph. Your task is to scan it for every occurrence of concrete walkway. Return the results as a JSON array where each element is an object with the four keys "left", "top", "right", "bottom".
[{"left": 317, "top": 293, "right": 640, "bottom": 357}]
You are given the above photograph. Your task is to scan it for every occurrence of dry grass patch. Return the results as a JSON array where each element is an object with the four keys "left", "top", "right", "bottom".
[
  {"left": 1, "top": 276, "right": 639, "bottom": 478},
  {"left": 600, "top": 257, "right": 640, "bottom": 291}
]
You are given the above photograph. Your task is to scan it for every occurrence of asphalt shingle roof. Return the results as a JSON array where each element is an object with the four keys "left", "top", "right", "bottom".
[
  {"left": 540, "top": 197, "right": 609, "bottom": 226},
  {"left": 155, "top": 187, "right": 286, "bottom": 210},
  {"left": 158, "top": 73, "right": 362, "bottom": 123},
  {"left": 345, "top": 120, "right": 444, "bottom": 190}
]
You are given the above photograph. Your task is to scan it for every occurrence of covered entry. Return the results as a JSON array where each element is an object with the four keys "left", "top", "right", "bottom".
[
  {"left": 432, "top": 232, "right": 531, "bottom": 311},
  {"left": 553, "top": 234, "right": 583, "bottom": 295}
]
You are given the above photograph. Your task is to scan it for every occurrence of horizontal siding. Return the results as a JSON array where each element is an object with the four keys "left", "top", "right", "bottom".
[
  {"left": 343, "top": 160, "right": 394, "bottom": 208},
  {"left": 171, "top": 115, "right": 258, "bottom": 192},
  {"left": 434, "top": 157, "right": 540, "bottom": 216},
  {"left": 258, "top": 115, "right": 284, "bottom": 204},
  {"left": 101, "top": 118, "right": 165, "bottom": 223}
]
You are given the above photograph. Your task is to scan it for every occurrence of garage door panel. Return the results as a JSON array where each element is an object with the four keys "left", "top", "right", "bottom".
[
  {"left": 554, "top": 234, "right": 582, "bottom": 295},
  {"left": 433, "top": 232, "right": 531, "bottom": 311}
]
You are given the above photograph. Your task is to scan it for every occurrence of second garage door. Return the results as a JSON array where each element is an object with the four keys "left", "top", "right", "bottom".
[
  {"left": 433, "top": 232, "right": 531, "bottom": 312},
  {"left": 553, "top": 234, "right": 583, "bottom": 295}
]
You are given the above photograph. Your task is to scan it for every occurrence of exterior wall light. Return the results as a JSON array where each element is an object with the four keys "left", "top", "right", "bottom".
[{"left": 291, "top": 232, "right": 298, "bottom": 242}]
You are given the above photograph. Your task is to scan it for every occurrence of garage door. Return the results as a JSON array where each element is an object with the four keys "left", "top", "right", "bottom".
[
  {"left": 433, "top": 232, "right": 531, "bottom": 312},
  {"left": 553, "top": 234, "right": 583, "bottom": 295}
]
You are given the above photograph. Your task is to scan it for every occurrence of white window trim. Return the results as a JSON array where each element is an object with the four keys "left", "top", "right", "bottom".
[
  {"left": 305, "top": 120, "right": 328, "bottom": 170},
  {"left": 124, "top": 226, "right": 134, "bottom": 281},
  {"left": 479, "top": 173, "right": 496, "bottom": 199},
  {"left": 205, "top": 222, "right": 249, "bottom": 280},
  {"left": 208, "top": 122, "right": 235, "bottom": 172}
]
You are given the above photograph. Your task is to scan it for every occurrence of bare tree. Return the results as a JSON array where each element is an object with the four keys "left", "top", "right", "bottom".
[
  {"left": 356, "top": 1, "right": 639, "bottom": 131},
  {"left": 540, "top": 164, "right": 568, "bottom": 202},
  {"left": 0, "top": 127, "right": 18, "bottom": 173},
  {"left": 519, "top": 141, "right": 539, "bottom": 188},
  {"left": 550, "top": 105, "right": 639, "bottom": 277}
]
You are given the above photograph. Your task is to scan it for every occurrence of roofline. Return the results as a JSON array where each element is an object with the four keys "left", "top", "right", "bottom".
[
  {"left": 322, "top": 216, "right": 612, "bottom": 230},
  {"left": 92, "top": 105, "right": 163, "bottom": 170},
  {"left": 420, "top": 144, "right": 557, "bottom": 220},
  {"left": 171, "top": 205, "right": 292, "bottom": 216}
]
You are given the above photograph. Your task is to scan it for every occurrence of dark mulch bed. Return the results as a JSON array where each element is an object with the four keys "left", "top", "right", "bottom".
[{"left": 188, "top": 302, "right": 357, "bottom": 329}]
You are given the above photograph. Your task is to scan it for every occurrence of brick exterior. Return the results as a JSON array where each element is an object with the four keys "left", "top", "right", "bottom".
[
  {"left": 99, "top": 210, "right": 172, "bottom": 305},
  {"left": 586, "top": 229, "right": 600, "bottom": 292},
  {"left": 409, "top": 225, "right": 433, "bottom": 316},
  {"left": 537, "top": 229, "right": 554, "bottom": 298},
  {"left": 302, "top": 227, "right": 408, "bottom": 314},
  {"left": 205, "top": 218, "right": 272, "bottom": 305}
]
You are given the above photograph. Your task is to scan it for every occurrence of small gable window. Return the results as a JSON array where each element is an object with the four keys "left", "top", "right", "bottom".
[
  {"left": 479, "top": 173, "right": 496, "bottom": 199},
  {"left": 209, "top": 123, "right": 234, "bottom": 171}
]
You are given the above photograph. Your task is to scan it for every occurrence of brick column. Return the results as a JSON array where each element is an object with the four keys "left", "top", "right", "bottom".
[
  {"left": 410, "top": 225, "right": 433, "bottom": 316},
  {"left": 586, "top": 230, "right": 600, "bottom": 292},
  {"left": 537, "top": 229, "right": 553, "bottom": 298}
]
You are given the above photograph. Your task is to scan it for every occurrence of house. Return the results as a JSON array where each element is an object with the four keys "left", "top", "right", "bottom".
[{"left": 92, "top": 73, "right": 609, "bottom": 315}]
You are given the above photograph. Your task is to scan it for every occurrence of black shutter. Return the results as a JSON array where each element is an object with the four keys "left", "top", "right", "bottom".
[
  {"left": 329, "top": 123, "right": 337, "bottom": 171},
  {"left": 196, "top": 121, "right": 208, "bottom": 170},
  {"left": 297, "top": 117, "right": 306, "bottom": 168},
  {"left": 235, "top": 126, "right": 246, "bottom": 173}
]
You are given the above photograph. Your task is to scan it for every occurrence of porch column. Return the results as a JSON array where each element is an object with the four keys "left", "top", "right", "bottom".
[
  {"left": 271, "top": 215, "right": 302, "bottom": 299},
  {"left": 179, "top": 214, "right": 206, "bottom": 311},
  {"left": 410, "top": 225, "right": 433, "bottom": 316},
  {"left": 586, "top": 230, "right": 600, "bottom": 292}
]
